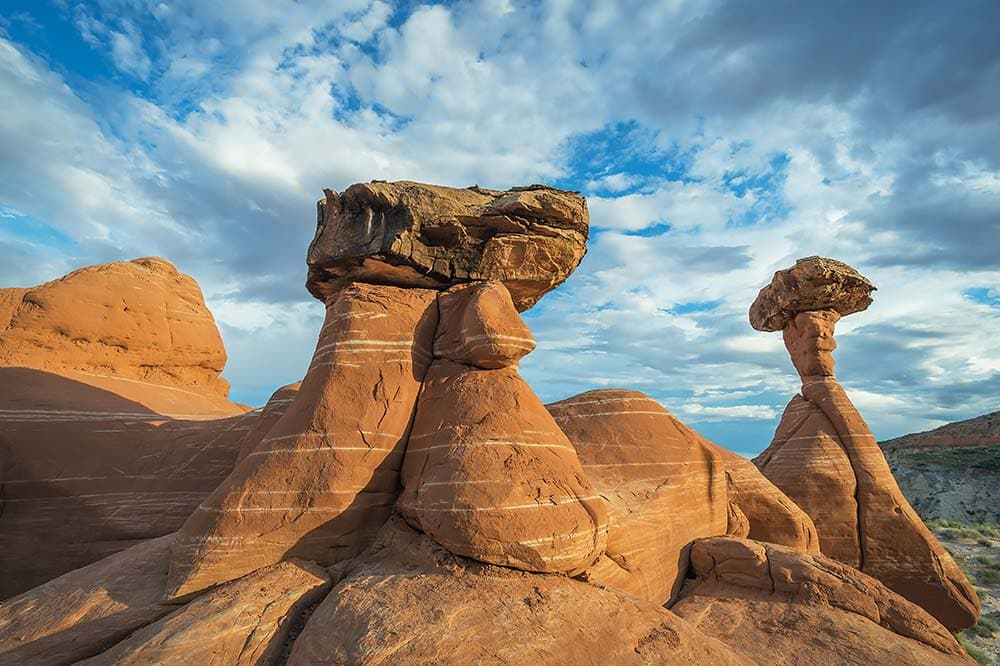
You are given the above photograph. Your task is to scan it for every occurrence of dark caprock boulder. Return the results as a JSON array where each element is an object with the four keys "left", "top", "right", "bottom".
[{"left": 305, "top": 181, "right": 589, "bottom": 311}]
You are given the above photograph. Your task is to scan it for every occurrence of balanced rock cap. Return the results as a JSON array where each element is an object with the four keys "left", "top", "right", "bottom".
[
  {"left": 306, "top": 180, "right": 589, "bottom": 311},
  {"left": 749, "top": 256, "right": 876, "bottom": 332}
]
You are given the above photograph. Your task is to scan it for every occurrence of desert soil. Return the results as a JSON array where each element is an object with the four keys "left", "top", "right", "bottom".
[{"left": 933, "top": 524, "right": 1000, "bottom": 664}]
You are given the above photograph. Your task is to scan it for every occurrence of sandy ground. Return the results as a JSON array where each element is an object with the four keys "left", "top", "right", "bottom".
[{"left": 933, "top": 525, "right": 1000, "bottom": 664}]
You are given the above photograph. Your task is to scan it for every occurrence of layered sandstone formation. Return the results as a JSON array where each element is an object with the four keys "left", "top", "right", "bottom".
[
  {"left": 0, "top": 259, "right": 254, "bottom": 598},
  {"left": 548, "top": 389, "right": 819, "bottom": 606},
  {"left": 399, "top": 283, "right": 607, "bottom": 575},
  {"left": 306, "top": 181, "right": 588, "bottom": 310},
  {"left": 81, "top": 560, "right": 330, "bottom": 666},
  {"left": 712, "top": 445, "right": 820, "bottom": 553},
  {"left": 673, "top": 537, "right": 970, "bottom": 665},
  {"left": 0, "top": 536, "right": 175, "bottom": 664},
  {"left": 287, "top": 515, "right": 750, "bottom": 665},
  {"left": 752, "top": 256, "right": 980, "bottom": 631},
  {"left": 166, "top": 284, "right": 438, "bottom": 599},
  {"left": 1, "top": 190, "right": 976, "bottom": 665},
  {"left": 0, "top": 257, "right": 229, "bottom": 396}
]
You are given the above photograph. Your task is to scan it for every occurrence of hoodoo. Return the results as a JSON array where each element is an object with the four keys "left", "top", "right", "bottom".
[
  {"left": 0, "top": 188, "right": 977, "bottom": 665},
  {"left": 752, "top": 256, "right": 980, "bottom": 631}
]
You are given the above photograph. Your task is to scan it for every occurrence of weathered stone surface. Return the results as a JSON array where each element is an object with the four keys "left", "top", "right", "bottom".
[
  {"left": 756, "top": 304, "right": 980, "bottom": 630},
  {"left": 749, "top": 256, "right": 876, "bottom": 332},
  {"left": 0, "top": 258, "right": 230, "bottom": 397},
  {"left": 287, "top": 516, "right": 751, "bottom": 665},
  {"left": 783, "top": 309, "right": 841, "bottom": 379},
  {"left": 673, "top": 537, "right": 971, "bottom": 665},
  {"left": 166, "top": 284, "right": 439, "bottom": 600},
  {"left": 0, "top": 535, "right": 174, "bottom": 664},
  {"left": 711, "top": 445, "right": 821, "bottom": 554},
  {"left": 0, "top": 367, "right": 251, "bottom": 598},
  {"left": 81, "top": 560, "right": 330, "bottom": 666},
  {"left": 399, "top": 362, "right": 607, "bottom": 575},
  {"left": 726, "top": 498, "right": 751, "bottom": 538},
  {"left": 235, "top": 381, "right": 301, "bottom": 462},
  {"left": 755, "top": 394, "right": 861, "bottom": 565},
  {"left": 433, "top": 281, "right": 535, "bottom": 368},
  {"left": 546, "top": 389, "right": 728, "bottom": 604},
  {"left": 800, "top": 375, "right": 979, "bottom": 630},
  {"left": 306, "top": 181, "right": 588, "bottom": 311}
]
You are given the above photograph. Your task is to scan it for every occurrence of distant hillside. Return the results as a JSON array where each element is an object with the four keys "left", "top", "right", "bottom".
[
  {"left": 881, "top": 411, "right": 1000, "bottom": 525},
  {"left": 882, "top": 411, "right": 1000, "bottom": 452}
]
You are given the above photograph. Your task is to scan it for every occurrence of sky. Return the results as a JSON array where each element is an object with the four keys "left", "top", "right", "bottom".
[{"left": 0, "top": 0, "right": 997, "bottom": 457}]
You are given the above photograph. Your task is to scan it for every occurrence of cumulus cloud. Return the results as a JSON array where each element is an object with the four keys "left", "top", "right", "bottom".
[{"left": 0, "top": 0, "right": 997, "bottom": 455}]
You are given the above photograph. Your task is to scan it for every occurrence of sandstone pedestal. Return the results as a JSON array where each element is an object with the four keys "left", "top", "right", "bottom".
[{"left": 751, "top": 258, "right": 979, "bottom": 630}]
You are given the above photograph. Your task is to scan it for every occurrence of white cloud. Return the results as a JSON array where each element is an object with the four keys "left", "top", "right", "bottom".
[
  {"left": 0, "top": 1, "right": 997, "bottom": 455},
  {"left": 108, "top": 21, "right": 152, "bottom": 79},
  {"left": 676, "top": 404, "right": 780, "bottom": 421}
]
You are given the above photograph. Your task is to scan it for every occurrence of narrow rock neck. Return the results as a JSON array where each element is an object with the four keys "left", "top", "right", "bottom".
[{"left": 782, "top": 309, "right": 841, "bottom": 383}]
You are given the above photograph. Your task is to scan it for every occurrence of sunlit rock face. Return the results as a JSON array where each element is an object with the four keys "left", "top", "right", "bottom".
[
  {"left": 305, "top": 180, "right": 589, "bottom": 311},
  {"left": 1, "top": 195, "right": 977, "bottom": 666},
  {"left": 0, "top": 259, "right": 250, "bottom": 598},
  {"left": 0, "top": 257, "right": 230, "bottom": 396},
  {"left": 752, "top": 257, "right": 980, "bottom": 631}
]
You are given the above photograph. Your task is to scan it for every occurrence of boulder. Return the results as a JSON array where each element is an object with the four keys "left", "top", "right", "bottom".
[
  {"left": 433, "top": 281, "right": 535, "bottom": 368},
  {"left": 749, "top": 256, "right": 876, "bottom": 332},
  {"left": 306, "top": 181, "right": 588, "bottom": 311},
  {"left": 548, "top": 389, "right": 817, "bottom": 604},
  {"left": 0, "top": 535, "right": 174, "bottom": 664},
  {"left": 546, "top": 389, "right": 728, "bottom": 603},
  {"left": 752, "top": 259, "right": 980, "bottom": 631},
  {"left": 0, "top": 366, "right": 250, "bottom": 598},
  {"left": 0, "top": 258, "right": 230, "bottom": 397},
  {"left": 80, "top": 560, "right": 330, "bottom": 666},
  {"left": 672, "top": 537, "right": 971, "bottom": 665},
  {"left": 287, "top": 516, "right": 751, "bottom": 665},
  {"left": 166, "top": 284, "right": 438, "bottom": 599},
  {"left": 399, "top": 361, "right": 607, "bottom": 575}
]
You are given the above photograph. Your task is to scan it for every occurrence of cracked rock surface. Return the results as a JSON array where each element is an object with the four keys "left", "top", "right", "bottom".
[
  {"left": 287, "top": 515, "right": 751, "bottom": 665},
  {"left": 80, "top": 560, "right": 330, "bottom": 666},
  {"left": 306, "top": 181, "right": 588, "bottom": 311},
  {"left": 165, "top": 283, "right": 439, "bottom": 600},
  {"left": 673, "top": 537, "right": 971, "bottom": 665}
]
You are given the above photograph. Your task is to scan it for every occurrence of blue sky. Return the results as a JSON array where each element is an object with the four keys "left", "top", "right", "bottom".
[{"left": 1, "top": 0, "right": 998, "bottom": 457}]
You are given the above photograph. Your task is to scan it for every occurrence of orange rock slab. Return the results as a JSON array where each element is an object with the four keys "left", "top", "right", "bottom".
[
  {"left": 673, "top": 537, "right": 971, "bottom": 665},
  {"left": 0, "top": 535, "right": 175, "bottom": 664},
  {"left": 81, "top": 560, "right": 330, "bottom": 666},
  {"left": 287, "top": 516, "right": 751, "bottom": 665}
]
